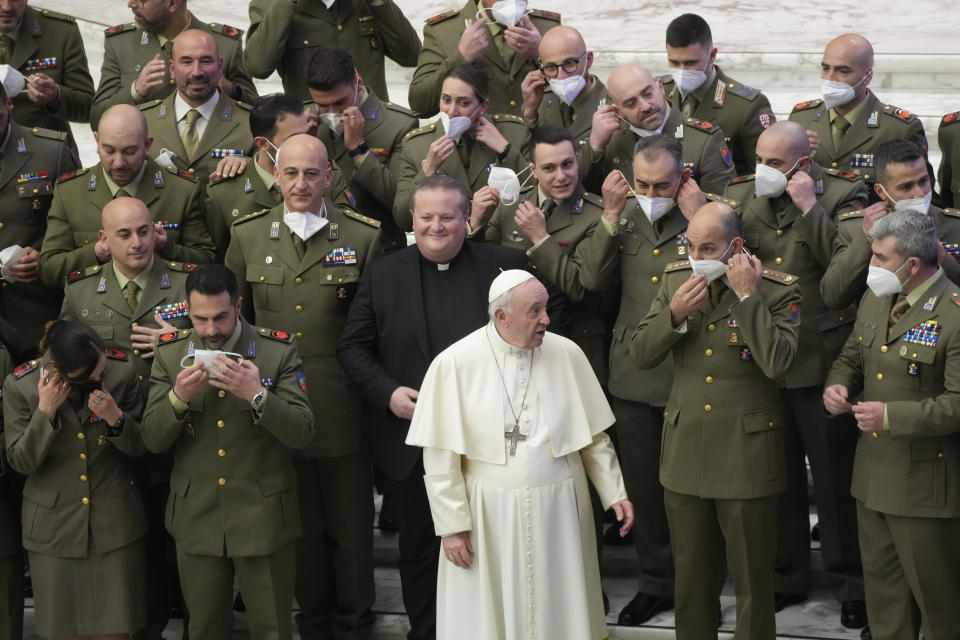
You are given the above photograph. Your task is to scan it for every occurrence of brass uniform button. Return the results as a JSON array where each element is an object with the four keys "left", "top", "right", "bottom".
[
  {"left": 872, "top": 432, "right": 879, "bottom": 439},
  {"left": 880, "top": 345, "right": 888, "bottom": 352},
  {"left": 938, "top": 452, "right": 944, "bottom": 459},
  {"left": 705, "top": 376, "right": 714, "bottom": 383},
  {"left": 218, "top": 478, "right": 226, "bottom": 486},
  {"left": 337, "top": 24, "right": 343, "bottom": 31},
  {"left": 296, "top": 332, "right": 304, "bottom": 340},
  {"left": 653, "top": 249, "right": 661, "bottom": 256},
  {"left": 80, "top": 474, "right": 87, "bottom": 482},
  {"left": 131, "top": 322, "right": 138, "bottom": 328},
  {"left": 858, "top": 336, "right": 863, "bottom": 343},
  {"left": 776, "top": 229, "right": 783, "bottom": 237},
  {"left": 775, "top": 257, "right": 783, "bottom": 265},
  {"left": 707, "top": 324, "right": 716, "bottom": 331},
  {"left": 81, "top": 497, "right": 89, "bottom": 505},
  {"left": 296, "top": 277, "right": 303, "bottom": 284},
  {"left": 77, "top": 432, "right": 84, "bottom": 440},
  {"left": 79, "top": 453, "right": 86, "bottom": 460},
  {"left": 218, "top": 390, "right": 226, "bottom": 398},
  {"left": 704, "top": 404, "right": 712, "bottom": 412},
  {"left": 295, "top": 305, "right": 303, "bottom": 312},
  {"left": 133, "top": 349, "right": 141, "bottom": 356},
  {"left": 876, "top": 373, "right": 883, "bottom": 381},
  {"left": 831, "top": 162, "right": 838, "bottom": 168},
  {"left": 218, "top": 449, "right": 226, "bottom": 457},
  {"left": 217, "top": 419, "right": 225, "bottom": 428},
  {"left": 259, "top": 276, "right": 265, "bottom": 282},
  {"left": 705, "top": 348, "right": 713, "bottom": 356},
  {"left": 651, "top": 276, "right": 659, "bottom": 284},
  {"left": 768, "top": 421, "right": 775, "bottom": 427},
  {"left": 509, "top": 99, "right": 517, "bottom": 107}
]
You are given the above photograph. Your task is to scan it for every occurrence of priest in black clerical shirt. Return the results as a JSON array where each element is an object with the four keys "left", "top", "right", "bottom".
[{"left": 338, "top": 175, "right": 533, "bottom": 640}]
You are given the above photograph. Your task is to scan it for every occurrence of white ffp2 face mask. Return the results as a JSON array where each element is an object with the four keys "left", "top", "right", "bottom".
[
  {"left": 671, "top": 65, "right": 708, "bottom": 96},
  {"left": 548, "top": 73, "right": 587, "bottom": 106},
  {"left": 180, "top": 348, "right": 244, "bottom": 371},
  {"left": 877, "top": 183, "right": 933, "bottom": 215},
  {"left": 477, "top": 0, "right": 528, "bottom": 27},
  {"left": 688, "top": 241, "right": 735, "bottom": 284},
  {"left": 866, "top": 261, "right": 910, "bottom": 297},
  {"left": 821, "top": 73, "right": 868, "bottom": 111},
  {"left": 438, "top": 111, "right": 474, "bottom": 141},
  {"left": 754, "top": 156, "right": 807, "bottom": 199},
  {"left": 488, "top": 165, "right": 533, "bottom": 206}
]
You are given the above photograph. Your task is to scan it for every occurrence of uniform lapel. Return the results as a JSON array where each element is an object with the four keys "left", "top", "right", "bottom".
[
  {"left": 435, "top": 128, "right": 470, "bottom": 186},
  {"left": 745, "top": 195, "right": 780, "bottom": 231},
  {"left": 153, "top": 94, "right": 188, "bottom": 161},
  {"left": 10, "top": 12, "right": 39, "bottom": 71},
  {"left": 195, "top": 94, "right": 242, "bottom": 162},
  {"left": 707, "top": 280, "right": 739, "bottom": 323},
  {"left": 546, "top": 194, "right": 576, "bottom": 235},
  {"left": 134, "top": 259, "right": 173, "bottom": 321},
  {"left": 836, "top": 92, "right": 880, "bottom": 159},
  {"left": 100, "top": 265, "right": 134, "bottom": 322},
  {"left": 268, "top": 207, "right": 303, "bottom": 272},
  {"left": 886, "top": 275, "right": 947, "bottom": 343},
  {"left": 362, "top": 92, "right": 386, "bottom": 140},
  {"left": 136, "top": 169, "right": 161, "bottom": 209},
  {"left": 0, "top": 123, "right": 31, "bottom": 190},
  {"left": 657, "top": 209, "right": 688, "bottom": 252},
  {"left": 87, "top": 166, "right": 114, "bottom": 213},
  {"left": 467, "top": 127, "right": 497, "bottom": 187},
  {"left": 299, "top": 206, "right": 344, "bottom": 272},
  {"left": 247, "top": 164, "right": 280, "bottom": 211}
]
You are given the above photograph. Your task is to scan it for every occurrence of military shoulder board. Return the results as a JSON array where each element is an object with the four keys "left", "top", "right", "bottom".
[
  {"left": 66, "top": 264, "right": 102, "bottom": 284},
  {"left": 825, "top": 168, "right": 859, "bottom": 181},
  {"left": 158, "top": 330, "right": 191, "bottom": 344},
  {"left": 12, "top": 360, "right": 38, "bottom": 379},
  {"left": 883, "top": 105, "right": 916, "bottom": 123},
  {"left": 426, "top": 9, "right": 460, "bottom": 25},
  {"left": 234, "top": 208, "right": 271, "bottom": 226},
  {"left": 166, "top": 261, "right": 197, "bottom": 272},
  {"left": 106, "top": 348, "right": 128, "bottom": 361},
  {"left": 57, "top": 167, "right": 88, "bottom": 183},
  {"left": 104, "top": 22, "right": 136, "bottom": 37},
  {"left": 761, "top": 268, "right": 797, "bottom": 284},
  {"left": 528, "top": 9, "right": 561, "bottom": 21},
  {"left": 792, "top": 99, "right": 823, "bottom": 112},
  {"left": 729, "top": 174, "right": 755, "bottom": 185},
  {"left": 259, "top": 328, "right": 293, "bottom": 344},
  {"left": 170, "top": 167, "right": 197, "bottom": 182},
  {"left": 941, "top": 112, "right": 960, "bottom": 127},
  {"left": 683, "top": 118, "right": 716, "bottom": 133},
  {"left": 343, "top": 209, "right": 381, "bottom": 228},
  {"left": 839, "top": 209, "right": 864, "bottom": 220},
  {"left": 209, "top": 22, "right": 242, "bottom": 39},
  {"left": 943, "top": 208, "right": 960, "bottom": 218},
  {"left": 664, "top": 261, "right": 691, "bottom": 273}
]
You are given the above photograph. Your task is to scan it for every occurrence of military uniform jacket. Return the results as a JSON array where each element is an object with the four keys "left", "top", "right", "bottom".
[
  {"left": 6, "top": 6, "right": 94, "bottom": 132},
  {"left": 821, "top": 205, "right": 960, "bottom": 311},
  {"left": 630, "top": 263, "right": 801, "bottom": 499},
  {"left": 91, "top": 13, "right": 258, "bottom": 129},
  {"left": 0, "top": 344, "right": 19, "bottom": 557},
  {"left": 408, "top": 2, "right": 561, "bottom": 117},
  {"left": 579, "top": 204, "right": 689, "bottom": 406},
  {"left": 579, "top": 107, "right": 736, "bottom": 196},
  {"left": 789, "top": 91, "right": 930, "bottom": 185},
  {"left": 825, "top": 273, "right": 960, "bottom": 518},
  {"left": 316, "top": 91, "right": 418, "bottom": 251},
  {"left": 663, "top": 66, "right": 775, "bottom": 176},
  {"left": 3, "top": 352, "right": 147, "bottom": 557},
  {"left": 59, "top": 259, "right": 193, "bottom": 380},
  {"left": 936, "top": 110, "right": 960, "bottom": 208},
  {"left": 532, "top": 76, "right": 607, "bottom": 152},
  {"left": 225, "top": 203, "right": 382, "bottom": 457},
  {"left": 245, "top": 0, "right": 421, "bottom": 103},
  {"left": 394, "top": 113, "right": 531, "bottom": 230},
  {"left": 723, "top": 165, "right": 867, "bottom": 387},
  {"left": 139, "top": 91, "right": 254, "bottom": 185},
  {"left": 141, "top": 321, "right": 315, "bottom": 556},
  {"left": 39, "top": 157, "right": 215, "bottom": 287}
]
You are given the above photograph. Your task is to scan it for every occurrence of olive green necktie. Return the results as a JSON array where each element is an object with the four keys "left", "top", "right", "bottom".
[
  {"left": 541, "top": 199, "right": 557, "bottom": 220},
  {"left": 681, "top": 94, "right": 696, "bottom": 117},
  {"left": 888, "top": 294, "right": 910, "bottom": 337},
  {"left": 181, "top": 109, "right": 201, "bottom": 158},
  {"left": 161, "top": 39, "right": 173, "bottom": 60},
  {"left": 709, "top": 281, "right": 725, "bottom": 310},
  {"left": 293, "top": 234, "right": 306, "bottom": 261},
  {"left": 0, "top": 35, "right": 14, "bottom": 65},
  {"left": 123, "top": 280, "right": 140, "bottom": 313},
  {"left": 115, "top": 188, "right": 130, "bottom": 199},
  {"left": 832, "top": 115, "right": 851, "bottom": 152}
]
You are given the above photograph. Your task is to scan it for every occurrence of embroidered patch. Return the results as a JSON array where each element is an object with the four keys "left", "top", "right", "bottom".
[
  {"left": 758, "top": 113, "right": 771, "bottom": 129},
  {"left": 790, "top": 303, "right": 801, "bottom": 323},
  {"left": 720, "top": 146, "right": 733, "bottom": 166},
  {"left": 297, "top": 369, "right": 307, "bottom": 392},
  {"left": 907, "top": 362, "right": 918, "bottom": 375},
  {"left": 740, "top": 347, "right": 752, "bottom": 361}
]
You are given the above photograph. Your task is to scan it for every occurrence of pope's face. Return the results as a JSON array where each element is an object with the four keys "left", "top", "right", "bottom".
[{"left": 500, "top": 280, "right": 550, "bottom": 349}]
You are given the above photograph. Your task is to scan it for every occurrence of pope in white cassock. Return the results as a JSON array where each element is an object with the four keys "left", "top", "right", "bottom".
[{"left": 406, "top": 269, "right": 634, "bottom": 640}]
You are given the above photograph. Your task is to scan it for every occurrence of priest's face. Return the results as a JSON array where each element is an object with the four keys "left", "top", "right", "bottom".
[
  {"left": 498, "top": 280, "right": 550, "bottom": 349},
  {"left": 412, "top": 187, "right": 468, "bottom": 263}
]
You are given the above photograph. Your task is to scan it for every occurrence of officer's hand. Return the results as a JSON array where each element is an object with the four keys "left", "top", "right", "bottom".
[
  {"left": 600, "top": 170, "right": 629, "bottom": 225},
  {"left": 94, "top": 237, "right": 111, "bottom": 263},
  {"left": 806, "top": 129, "right": 820, "bottom": 152},
  {"left": 469, "top": 185, "right": 500, "bottom": 231},
  {"left": 342, "top": 105, "right": 367, "bottom": 151},
  {"left": 589, "top": 105, "right": 621, "bottom": 153},
  {"left": 861, "top": 201, "right": 889, "bottom": 237},
  {"left": 388, "top": 385, "right": 419, "bottom": 420},
  {"left": 458, "top": 18, "right": 490, "bottom": 64},
  {"left": 423, "top": 136, "right": 456, "bottom": 176},
  {"left": 852, "top": 401, "right": 885, "bottom": 433},
  {"left": 514, "top": 199, "right": 548, "bottom": 244},
  {"left": 208, "top": 357, "right": 262, "bottom": 403},
  {"left": 822, "top": 384, "right": 852, "bottom": 415},
  {"left": 134, "top": 54, "right": 167, "bottom": 98},
  {"left": 442, "top": 531, "right": 474, "bottom": 569},
  {"left": 154, "top": 223, "right": 168, "bottom": 250},
  {"left": 676, "top": 175, "right": 707, "bottom": 220},
  {"left": 726, "top": 252, "right": 762, "bottom": 300},
  {"left": 9, "top": 246, "right": 39, "bottom": 282},
  {"left": 36, "top": 366, "right": 71, "bottom": 422},
  {"left": 173, "top": 362, "right": 208, "bottom": 405},
  {"left": 520, "top": 70, "right": 547, "bottom": 121},
  {"left": 210, "top": 155, "right": 249, "bottom": 181},
  {"left": 87, "top": 385, "right": 122, "bottom": 426},
  {"left": 25, "top": 74, "right": 59, "bottom": 106},
  {"left": 786, "top": 170, "right": 817, "bottom": 214},
  {"left": 130, "top": 314, "right": 178, "bottom": 360},
  {"left": 669, "top": 273, "right": 708, "bottom": 327},
  {"left": 504, "top": 16, "right": 542, "bottom": 60},
  {"left": 473, "top": 116, "right": 509, "bottom": 156},
  {"left": 611, "top": 499, "right": 634, "bottom": 538}
]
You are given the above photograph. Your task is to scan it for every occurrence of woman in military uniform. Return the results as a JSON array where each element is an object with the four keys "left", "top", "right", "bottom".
[{"left": 3, "top": 321, "right": 147, "bottom": 640}]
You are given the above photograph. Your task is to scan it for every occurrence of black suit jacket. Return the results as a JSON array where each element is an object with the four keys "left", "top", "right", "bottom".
[{"left": 337, "top": 241, "right": 528, "bottom": 479}]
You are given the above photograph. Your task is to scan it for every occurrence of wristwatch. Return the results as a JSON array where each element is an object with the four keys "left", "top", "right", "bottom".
[
  {"left": 250, "top": 388, "right": 267, "bottom": 412},
  {"left": 496, "top": 142, "right": 512, "bottom": 162},
  {"left": 348, "top": 141, "right": 369, "bottom": 158},
  {"left": 106, "top": 412, "right": 125, "bottom": 436}
]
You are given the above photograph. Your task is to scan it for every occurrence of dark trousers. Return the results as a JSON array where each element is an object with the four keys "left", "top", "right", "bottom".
[
  {"left": 383, "top": 458, "right": 440, "bottom": 640},
  {"left": 137, "top": 481, "right": 182, "bottom": 640},
  {"left": 774, "top": 386, "right": 863, "bottom": 601}
]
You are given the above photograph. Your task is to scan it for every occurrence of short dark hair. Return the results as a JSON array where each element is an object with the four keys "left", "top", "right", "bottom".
[
  {"left": 306, "top": 48, "right": 357, "bottom": 92},
  {"left": 41, "top": 320, "right": 105, "bottom": 381},
  {"left": 185, "top": 264, "right": 239, "bottom": 303},
  {"left": 250, "top": 93, "right": 307, "bottom": 140},
  {"left": 442, "top": 64, "right": 489, "bottom": 103},
  {"left": 531, "top": 126, "right": 575, "bottom": 161},
  {"left": 634, "top": 134, "right": 684, "bottom": 175},
  {"left": 412, "top": 174, "right": 471, "bottom": 217},
  {"left": 666, "top": 13, "right": 713, "bottom": 50},
  {"left": 876, "top": 140, "right": 924, "bottom": 184}
]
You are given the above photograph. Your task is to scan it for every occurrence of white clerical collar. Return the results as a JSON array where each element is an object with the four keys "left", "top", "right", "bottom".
[
  {"left": 175, "top": 89, "right": 219, "bottom": 124},
  {"left": 436, "top": 262, "right": 449, "bottom": 271},
  {"left": 486, "top": 321, "right": 531, "bottom": 355}
]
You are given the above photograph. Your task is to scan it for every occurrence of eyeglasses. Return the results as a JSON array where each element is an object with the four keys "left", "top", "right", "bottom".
[{"left": 539, "top": 52, "right": 586, "bottom": 78}]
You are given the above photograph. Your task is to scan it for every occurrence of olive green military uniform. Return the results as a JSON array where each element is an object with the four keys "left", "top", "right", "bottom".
[
  {"left": 39, "top": 158, "right": 215, "bottom": 288},
  {"left": 579, "top": 107, "right": 736, "bottom": 195},
  {"left": 662, "top": 66, "right": 775, "bottom": 177},
  {"left": 631, "top": 261, "right": 801, "bottom": 639},
  {"left": 408, "top": 3, "right": 561, "bottom": 117},
  {"left": 394, "top": 113, "right": 531, "bottom": 230},
  {"left": 91, "top": 13, "right": 258, "bottom": 130},
  {"left": 245, "top": 0, "right": 421, "bottom": 103},
  {"left": 724, "top": 166, "right": 868, "bottom": 602},
  {"left": 4, "top": 6, "right": 94, "bottom": 140},
  {"left": 0, "top": 343, "right": 20, "bottom": 640},
  {"left": 4, "top": 350, "right": 147, "bottom": 638},
  {"left": 789, "top": 91, "right": 931, "bottom": 187},
  {"left": 316, "top": 90, "right": 418, "bottom": 252},
  {"left": 936, "top": 110, "right": 960, "bottom": 208},
  {"left": 825, "top": 272, "right": 960, "bottom": 639},
  {"left": 141, "top": 321, "right": 315, "bottom": 640},
  {"left": 821, "top": 205, "right": 960, "bottom": 311},
  {"left": 530, "top": 75, "right": 607, "bottom": 152},
  {"left": 0, "top": 120, "right": 77, "bottom": 350},
  {"left": 225, "top": 203, "right": 382, "bottom": 639}
]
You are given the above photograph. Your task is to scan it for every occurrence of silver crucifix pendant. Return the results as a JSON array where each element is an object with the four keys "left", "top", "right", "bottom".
[{"left": 504, "top": 423, "right": 527, "bottom": 456}]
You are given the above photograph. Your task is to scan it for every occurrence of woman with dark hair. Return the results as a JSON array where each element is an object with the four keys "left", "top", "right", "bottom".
[
  {"left": 394, "top": 62, "right": 532, "bottom": 229},
  {"left": 3, "top": 320, "right": 147, "bottom": 640}
]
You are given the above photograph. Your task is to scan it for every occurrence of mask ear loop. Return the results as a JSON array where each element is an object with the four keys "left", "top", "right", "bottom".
[
  {"left": 515, "top": 165, "right": 534, "bottom": 191},
  {"left": 617, "top": 170, "right": 642, "bottom": 206}
]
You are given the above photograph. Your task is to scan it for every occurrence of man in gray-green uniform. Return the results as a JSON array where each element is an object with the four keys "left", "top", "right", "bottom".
[
  {"left": 39, "top": 104, "right": 214, "bottom": 288},
  {"left": 631, "top": 202, "right": 800, "bottom": 638},
  {"left": 140, "top": 29, "right": 254, "bottom": 185},
  {"left": 723, "top": 121, "right": 869, "bottom": 629},
  {"left": 408, "top": 1, "right": 561, "bottom": 117},
  {"left": 519, "top": 25, "right": 606, "bottom": 153},
  {"left": 307, "top": 48, "right": 418, "bottom": 252},
  {"left": 662, "top": 14, "right": 775, "bottom": 177},
  {"left": 142, "top": 263, "right": 315, "bottom": 640},
  {"left": 225, "top": 134, "right": 382, "bottom": 640},
  {"left": 936, "top": 109, "right": 960, "bottom": 208},
  {"left": 789, "top": 33, "right": 930, "bottom": 191},
  {"left": 824, "top": 210, "right": 960, "bottom": 640},
  {"left": 821, "top": 140, "right": 960, "bottom": 312},
  {"left": 581, "top": 62, "right": 734, "bottom": 196},
  {"left": 91, "top": 0, "right": 257, "bottom": 129},
  {"left": 0, "top": 330, "right": 21, "bottom": 640},
  {"left": 0, "top": 2, "right": 93, "bottom": 143},
  {"left": 245, "top": 0, "right": 421, "bottom": 103}
]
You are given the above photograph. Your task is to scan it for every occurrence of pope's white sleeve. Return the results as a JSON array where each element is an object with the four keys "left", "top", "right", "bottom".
[
  {"left": 422, "top": 447, "right": 473, "bottom": 537},
  {"left": 579, "top": 431, "right": 628, "bottom": 509}
]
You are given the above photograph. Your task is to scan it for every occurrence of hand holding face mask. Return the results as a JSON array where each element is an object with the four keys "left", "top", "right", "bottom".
[
  {"left": 438, "top": 111, "right": 473, "bottom": 141},
  {"left": 477, "top": 0, "right": 528, "bottom": 27},
  {"left": 487, "top": 165, "right": 533, "bottom": 206}
]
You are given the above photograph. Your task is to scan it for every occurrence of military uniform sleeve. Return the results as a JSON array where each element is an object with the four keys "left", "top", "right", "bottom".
[
  {"left": 3, "top": 375, "right": 61, "bottom": 475},
  {"left": 49, "top": 21, "right": 94, "bottom": 123},
  {"left": 737, "top": 95, "right": 775, "bottom": 177},
  {"left": 730, "top": 282, "right": 801, "bottom": 380},
  {"left": 577, "top": 222, "right": 619, "bottom": 294},
  {"left": 578, "top": 431, "right": 627, "bottom": 509},
  {"left": 105, "top": 368, "right": 147, "bottom": 458},
  {"left": 577, "top": 141, "right": 606, "bottom": 194},
  {"left": 938, "top": 120, "right": 956, "bottom": 209},
  {"left": 90, "top": 35, "right": 134, "bottom": 129},
  {"left": 350, "top": 117, "right": 417, "bottom": 209},
  {"left": 793, "top": 202, "right": 838, "bottom": 270},
  {"left": 695, "top": 128, "right": 737, "bottom": 194},
  {"left": 528, "top": 217, "right": 604, "bottom": 303},
  {"left": 820, "top": 218, "right": 871, "bottom": 310},
  {"left": 629, "top": 276, "right": 686, "bottom": 369},
  {"left": 224, "top": 231, "right": 255, "bottom": 322},
  {"left": 408, "top": 23, "right": 466, "bottom": 117},
  {"left": 904, "top": 117, "right": 936, "bottom": 191},
  {"left": 158, "top": 181, "right": 216, "bottom": 264},
  {"left": 55, "top": 137, "right": 79, "bottom": 176},
  {"left": 39, "top": 184, "right": 98, "bottom": 287},
  {"left": 243, "top": 0, "right": 294, "bottom": 79},
  {"left": 392, "top": 141, "right": 425, "bottom": 231},
  {"left": 256, "top": 342, "right": 315, "bottom": 449},
  {"left": 369, "top": 0, "right": 423, "bottom": 67},
  {"left": 422, "top": 446, "right": 472, "bottom": 536},
  {"left": 824, "top": 301, "right": 867, "bottom": 399},
  {"left": 141, "top": 347, "right": 188, "bottom": 453},
  {"left": 201, "top": 187, "right": 230, "bottom": 260}
]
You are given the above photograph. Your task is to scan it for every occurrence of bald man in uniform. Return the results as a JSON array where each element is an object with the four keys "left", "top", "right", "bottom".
[
  {"left": 789, "top": 34, "right": 930, "bottom": 190},
  {"left": 581, "top": 63, "right": 735, "bottom": 196}
]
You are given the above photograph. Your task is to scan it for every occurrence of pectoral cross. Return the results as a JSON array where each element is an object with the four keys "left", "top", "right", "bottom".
[{"left": 504, "top": 423, "right": 527, "bottom": 456}]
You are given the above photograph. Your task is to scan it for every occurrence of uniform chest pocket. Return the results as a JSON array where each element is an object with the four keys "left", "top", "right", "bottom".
[
  {"left": 16, "top": 178, "right": 53, "bottom": 198},
  {"left": 318, "top": 267, "right": 360, "bottom": 310},
  {"left": 618, "top": 234, "right": 642, "bottom": 255},
  {"left": 246, "top": 264, "right": 285, "bottom": 312},
  {"left": 357, "top": 18, "right": 379, "bottom": 37},
  {"left": 742, "top": 231, "right": 761, "bottom": 252},
  {"left": 897, "top": 342, "right": 938, "bottom": 391},
  {"left": 854, "top": 321, "right": 877, "bottom": 350},
  {"left": 72, "top": 231, "right": 99, "bottom": 249}
]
